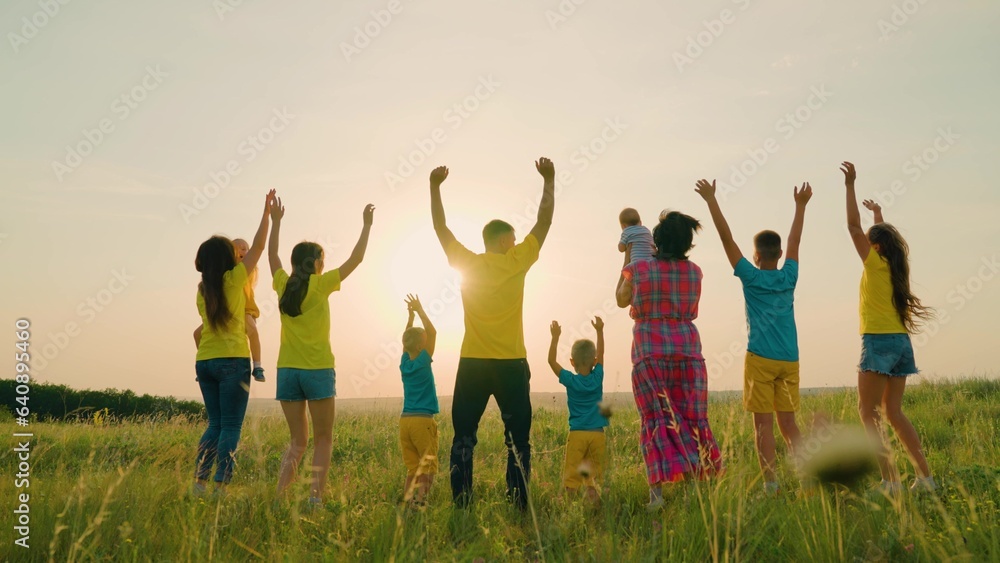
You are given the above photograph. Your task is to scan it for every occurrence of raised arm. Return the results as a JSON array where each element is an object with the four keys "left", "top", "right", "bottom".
[
  {"left": 242, "top": 189, "right": 275, "bottom": 273},
  {"left": 338, "top": 204, "right": 375, "bottom": 281},
  {"left": 592, "top": 316, "right": 605, "bottom": 365},
  {"left": 616, "top": 246, "right": 632, "bottom": 308},
  {"left": 529, "top": 157, "right": 556, "bottom": 247},
  {"left": 429, "top": 166, "right": 458, "bottom": 250},
  {"left": 842, "top": 161, "right": 870, "bottom": 261},
  {"left": 267, "top": 196, "right": 284, "bottom": 275},
  {"left": 695, "top": 179, "right": 743, "bottom": 269},
  {"left": 548, "top": 321, "right": 564, "bottom": 375},
  {"left": 863, "top": 199, "right": 884, "bottom": 224},
  {"left": 405, "top": 294, "right": 436, "bottom": 357},
  {"left": 785, "top": 183, "right": 812, "bottom": 262},
  {"left": 405, "top": 304, "right": 415, "bottom": 331}
]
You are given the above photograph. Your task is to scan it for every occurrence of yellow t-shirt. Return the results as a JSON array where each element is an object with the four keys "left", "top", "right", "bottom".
[
  {"left": 273, "top": 268, "right": 341, "bottom": 369},
  {"left": 445, "top": 234, "right": 540, "bottom": 359},
  {"left": 860, "top": 248, "right": 906, "bottom": 334},
  {"left": 196, "top": 263, "right": 250, "bottom": 360}
]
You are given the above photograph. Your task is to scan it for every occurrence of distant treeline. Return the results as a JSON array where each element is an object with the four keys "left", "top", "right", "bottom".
[{"left": 0, "top": 380, "right": 204, "bottom": 422}]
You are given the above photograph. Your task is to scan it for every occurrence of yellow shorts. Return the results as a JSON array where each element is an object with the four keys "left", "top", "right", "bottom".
[
  {"left": 744, "top": 352, "right": 800, "bottom": 413},
  {"left": 400, "top": 416, "right": 438, "bottom": 477},
  {"left": 563, "top": 430, "right": 606, "bottom": 489}
]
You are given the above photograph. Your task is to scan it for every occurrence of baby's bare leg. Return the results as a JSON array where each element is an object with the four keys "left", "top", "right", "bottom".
[{"left": 245, "top": 314, "right": 261, "bottom": 363}]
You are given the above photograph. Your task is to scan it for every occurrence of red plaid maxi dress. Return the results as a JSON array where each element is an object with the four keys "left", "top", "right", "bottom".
[{"left": 622, "top": 258, "right": 722, "bottom": 484}]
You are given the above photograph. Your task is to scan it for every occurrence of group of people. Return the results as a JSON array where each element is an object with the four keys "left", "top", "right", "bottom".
[{"left": 191, "top": 157, "right": 935, "bottom": 510}]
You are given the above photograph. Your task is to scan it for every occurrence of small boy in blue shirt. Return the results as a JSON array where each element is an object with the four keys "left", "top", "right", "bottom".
[
  {"left": 696, "top": 178, "right": 812, "bottom": 495},
  {"left": 548, "top": 316, "right": 608, "bottom": 501},
  {"left": 619, "top": 208, "right": 656, "bottom": 264},
  {"left": 400, "top": 294, "right": 439, "bottom": 505}
]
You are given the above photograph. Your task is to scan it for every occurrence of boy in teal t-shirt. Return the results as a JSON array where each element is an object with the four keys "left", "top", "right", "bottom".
[
  {"left": 548, "top": 317, "right": 608, "bottom": 501},
  {"left": 399, "top": 294, "right": 439, "bottom": 506},
  {"left": 696, "top": 178, "right": 812, "bottom": 495}
]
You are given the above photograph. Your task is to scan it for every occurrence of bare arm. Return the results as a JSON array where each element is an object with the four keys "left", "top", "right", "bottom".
[
  {"left": 842, "top": 161, "right": 870, "bottom": 261},
  {"left": 405, "top": 294, "right": 436, "bottom": 358},
  {"left": 548, "top": 321, "right": 564, "bottom": 375},
  {"left": 786, "top": 183, "right": 812, "bottom": 262},
  {"left": 338, "top": 204, "right": 375, "bottom": 281},
  {"left": 592, "top": 317, "right": 605, "bottom": 365},
  {"left": 406, "top": 307, "right": 415, "bottom": 331},
  {"left": 241, "top": 189, "right": 275, "bottom": 273},
  {"left": 618, "top": 242, "right": 627, "bottom": 253},
  {"left": 616, "top": 246, "right": 632, "bottom": 308},
  {"left": 267, "top": 196, "right": 284, "bottom": 275},
  {"left": 863, "top": 199, "right": 884, "bottom": 224},
  {"left": 429, "top": 166, "right": 458, "bottom": 250},
  {"left": 529, "top": 157, "right": 556, "bottom": 247},
  {"left": 695, "top": 179, "right": 743, "bottom": 269}
]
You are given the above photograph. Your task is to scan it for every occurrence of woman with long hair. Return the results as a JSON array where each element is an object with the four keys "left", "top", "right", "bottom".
[
  {"left": 268, "top": 197, "right": 375, "bottom": 505},
  {"left": 842, "top": 161, "right": 936, "bottom": 494},
  {"left": 193, "top": 189, "right": 274, "bottom": 495},
  {"left": 616, "top": 210, "right": 722, "bottom": 510}
]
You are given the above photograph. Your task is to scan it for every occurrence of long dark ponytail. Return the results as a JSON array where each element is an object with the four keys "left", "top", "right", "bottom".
[
  {"left": 279, "top": 242, "right": 324, "bottom": 317},
  {"left": 653, "top": 211, "right": 702, "bottom": 261},
  {"left": 195, "top": 236, "right": 237, "bottom": 331},
  {"left": 868, "top": 223, "right": 934, "bottom": 332}
]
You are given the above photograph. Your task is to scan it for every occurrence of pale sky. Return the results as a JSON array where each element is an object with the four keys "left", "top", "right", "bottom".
[{"left": 2, "top": 0, "right": 999, "bottom": 401}]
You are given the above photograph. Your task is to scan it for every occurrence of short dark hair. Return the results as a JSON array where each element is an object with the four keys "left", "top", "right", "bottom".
[
  {"left": 482, "top": 219, "right": 514, "bottom": 245},
  {"left": 653, "top": 211, "right": 701, "bottom": 260},
  {"left": 619, "top": 208, "right": 641, "bottom": 227},
  {"left": 753, "top": 230, "right": 782, "bottom": 261}
]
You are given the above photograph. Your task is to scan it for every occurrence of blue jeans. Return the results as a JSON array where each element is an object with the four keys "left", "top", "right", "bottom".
[{"left": 195, "top": 358, "right": 251, "bottom": 483}]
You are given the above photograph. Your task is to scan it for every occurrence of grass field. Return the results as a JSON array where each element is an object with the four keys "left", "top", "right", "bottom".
[{"left": 4, "top": 378, "right": 999, "bottom": 562}]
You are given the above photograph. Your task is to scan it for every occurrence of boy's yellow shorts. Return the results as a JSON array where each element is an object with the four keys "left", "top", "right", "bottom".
[
  {"left": 744, "top": 351, "right": 800, "bottom": 413},
  {"left": 400, "top": 416, "right": 438, "bottom": 477},
  {"left": 563, "top": 430, "right": 606, "bottom": 489}
]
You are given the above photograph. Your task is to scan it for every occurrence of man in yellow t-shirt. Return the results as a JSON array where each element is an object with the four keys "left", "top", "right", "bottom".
[{"left": 429, "top": 158, "right": 556, "bottom": 510}]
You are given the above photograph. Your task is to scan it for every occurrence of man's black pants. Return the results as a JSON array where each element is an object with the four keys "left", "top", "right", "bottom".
[{"left": 449, "top": 357, "right": 532, "bottom": 509}]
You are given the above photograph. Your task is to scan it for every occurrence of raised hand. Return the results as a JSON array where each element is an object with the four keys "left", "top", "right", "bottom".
[
  {"left": 794, "top": 182, "right": 813, "bottom": 206},
  {"left": 269, "top": 196, "right": 285, "bottom": 221},
  {"left": 550, "top": 320, "right": 561, "bottom": 338},
  {"left": 695, "top": 179, "right": 717, "bottom": 202},
  {"left": 264, "top": 188, "right": 276, "bottom": 211},
  {"left": 404, "top": 293, "right": 424, "bottom": 314},
  {"left": 862, "top": 199, "right": 881, "bottom": 214},
  {"left": 430, "top": 166, "right": 449, "bottom": 186},
  {"left": 535, "top": 157, "right": 555, "bottom": 181},
  {"left": 840, "top": 161, "right": 857, "bottom": 185},
  {"left": 591, "top": 316, "right": 604, "bottom": 331},
  {"left": 362, "top": 204, "right": 375, "bottom": 226}
]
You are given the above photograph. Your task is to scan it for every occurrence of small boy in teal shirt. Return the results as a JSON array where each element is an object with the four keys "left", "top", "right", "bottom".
[
  {"left": 548, "top": 316, "right": 608, "bottom": 501},
  {"left": 400, "top": 294, "right": 439, "bottom": 505}
]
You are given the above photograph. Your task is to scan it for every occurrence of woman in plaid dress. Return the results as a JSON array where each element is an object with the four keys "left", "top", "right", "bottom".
[{"left": 615, "top": 211, "right": 722, "bottom": 509}]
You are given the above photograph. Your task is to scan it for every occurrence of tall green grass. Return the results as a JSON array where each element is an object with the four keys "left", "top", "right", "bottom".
[{"left": 2, "top": 378, "right": 998, "bottom": 562}]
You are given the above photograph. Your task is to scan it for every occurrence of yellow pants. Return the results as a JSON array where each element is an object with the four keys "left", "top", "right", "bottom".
[
  {"left": 563, "top": 430, "right": 606, "bottom": 489},
  {"left": 400, "top": 416, "right": 438, "bottom": 477},
  {"left": 744, "top": 352, "right": 800, "bottom": 413}
]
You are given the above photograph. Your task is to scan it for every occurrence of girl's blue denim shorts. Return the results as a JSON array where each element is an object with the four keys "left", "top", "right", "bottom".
[
  {"left": 859, "top": 334, "right": 918, "bottom": 377},
  {"left": 276, "top": 368, "right": 336, "bottom": 401}
]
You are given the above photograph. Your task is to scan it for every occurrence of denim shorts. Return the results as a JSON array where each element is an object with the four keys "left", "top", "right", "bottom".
[
  {"left": 859, "top": 334, "right": 918, "bottom": 377},
  {"left": 276, "top": 368, "right": 336, "bottom": 401}
]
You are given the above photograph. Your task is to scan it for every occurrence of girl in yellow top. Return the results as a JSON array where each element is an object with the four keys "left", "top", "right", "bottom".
[
  {"left": 193, "top": 238, "right": 267, "bottom": 382},
  {"left": 193, "top": 190, "right": 274, "bottom": 495},
  {"left": 267, "top": 196, "right": 375, "bottom": 505},
  {"left": 843, "top": 162, "right": 936, "bottom": 494}
]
